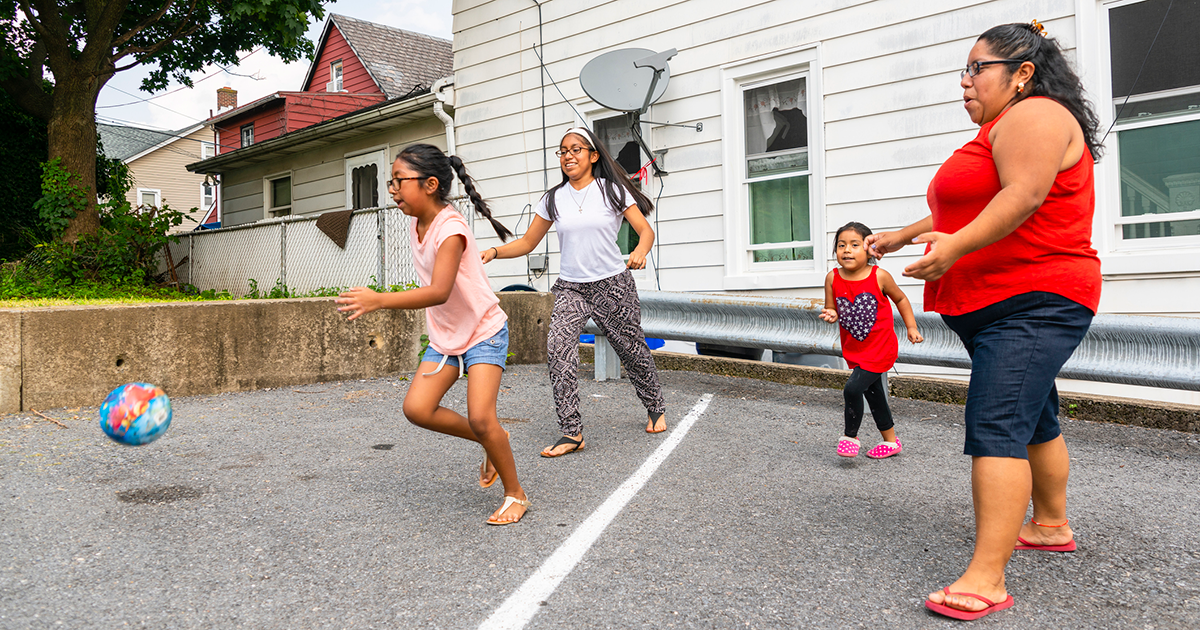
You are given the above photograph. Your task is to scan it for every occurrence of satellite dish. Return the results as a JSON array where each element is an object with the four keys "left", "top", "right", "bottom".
[{"left": 579, "top": 48, "right": 673, "bottom": 113}]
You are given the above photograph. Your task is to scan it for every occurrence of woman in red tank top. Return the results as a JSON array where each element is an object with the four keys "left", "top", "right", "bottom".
[{"left": 866, "top": 22, "right": 1104, "bottom": 620}]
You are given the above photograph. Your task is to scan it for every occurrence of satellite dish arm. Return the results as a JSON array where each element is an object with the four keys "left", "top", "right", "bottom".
[{"left": 634, "top": 49, "right": 676, "bottom": 114}]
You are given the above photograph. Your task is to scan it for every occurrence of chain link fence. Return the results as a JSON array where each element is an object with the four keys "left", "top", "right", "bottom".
[{"left": 162, "top": 206, "right": 460, "bottom": 297}]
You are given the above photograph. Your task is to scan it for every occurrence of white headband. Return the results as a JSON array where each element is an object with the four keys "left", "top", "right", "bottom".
[{"left": 562, "top": 126, "right": 592, "bottom": 141}]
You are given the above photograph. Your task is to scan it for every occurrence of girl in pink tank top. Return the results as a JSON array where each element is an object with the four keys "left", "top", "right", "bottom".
[{"left": 335, "top": 144, "right": 531, "bottom": 526}]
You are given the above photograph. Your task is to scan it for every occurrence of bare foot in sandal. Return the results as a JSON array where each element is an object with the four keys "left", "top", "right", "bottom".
[
  {"left": 540, "top": 434, "right": 584, "bottom": 458},
  {"left": 486, "top": 492, "right": 531, "bottom": 525},
  {"left": 646, "top": 412, "right": 667, "bottom": 434}
]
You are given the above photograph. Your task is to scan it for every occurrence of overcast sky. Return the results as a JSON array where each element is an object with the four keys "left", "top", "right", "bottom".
[{"left": 94, "top": 0, "right": 453, "bottom": 132}]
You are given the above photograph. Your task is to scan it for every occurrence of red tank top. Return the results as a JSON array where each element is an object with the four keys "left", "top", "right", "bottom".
[
  {"left": 832, "top": 266, "right": 898, "bottom": 373},
  {"left": 924, "top": 97, "right": 1101, "bottom": 316}
]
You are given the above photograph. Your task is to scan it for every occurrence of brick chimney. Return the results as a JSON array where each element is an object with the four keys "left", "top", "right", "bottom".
[{"left": 217, "top": 87, "right": 237, "bottom": 111}]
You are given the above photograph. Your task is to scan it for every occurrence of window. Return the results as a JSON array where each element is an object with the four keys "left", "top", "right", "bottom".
[
  {"left": 201, "top": 181, "right": 216, "bottom": 214},
  {"left": 721, "top": 46, "right": 824, "bottom": 289},
  {"left": 345, "top": 149, "right": 388, "bottom": 210},
  {"left": 201, "top": 141, "right": 215, "bottom": 160},
  {"left": 1104, "top": 0, "right": 1200, "bottom": 247},
  {"left": 241, "top": 124, "right": 254, "bottom": 148},
  {"left": 594, "top": 115, "right": 643, "bottom": 257},
  {"left": 329, "top": 60, "right": 344, "bottom": 92},
  {"left": 266, "top": 174, "right": 291, "bottom": 217},
  {"left": 137, "top": 188, "right": 161, "bottom": 209},
  {"left": 743, "top": 76, "right": 811, "bottom": 263}
]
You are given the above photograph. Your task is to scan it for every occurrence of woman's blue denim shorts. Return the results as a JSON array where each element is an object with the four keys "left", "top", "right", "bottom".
[
  {"left": 421, "top": 322, "right": 509, "bottom": 373},
  {"left": 940, "top": 292, "right": 1093, "bottom": 459}
]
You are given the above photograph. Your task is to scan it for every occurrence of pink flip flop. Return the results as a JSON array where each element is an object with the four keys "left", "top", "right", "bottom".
[
  {"left": 1015, "top": 536, "right": 1077, "bottom": 552},
  {"left": 925, "top": 588, "right": 1015, "bottom": 620}
]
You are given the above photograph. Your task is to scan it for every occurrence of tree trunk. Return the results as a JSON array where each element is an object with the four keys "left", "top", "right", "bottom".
[{"left": 50, "top": 67, "right": 106, "bottom": 242}]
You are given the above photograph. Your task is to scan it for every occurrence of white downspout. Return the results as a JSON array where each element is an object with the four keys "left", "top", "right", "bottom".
[{"left": 431, "top": 77, "right": 461, "bottom": 203}]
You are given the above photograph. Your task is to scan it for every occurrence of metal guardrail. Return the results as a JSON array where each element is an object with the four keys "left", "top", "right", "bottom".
[{"left": 587, "top": 291, "right": 1200, "bottom": 391}]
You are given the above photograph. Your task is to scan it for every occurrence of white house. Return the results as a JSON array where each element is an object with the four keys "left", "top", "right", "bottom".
[{"left": 449, "top": 0, "right": 1200, "bottom": 402}]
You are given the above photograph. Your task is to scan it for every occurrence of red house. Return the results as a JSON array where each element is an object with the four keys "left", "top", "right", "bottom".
[
  {"left": 209, "top": 14, "right": 453, "bottom": 155},
  {"left": 188, "top": 15, "right": 454, "bottom": 227}
]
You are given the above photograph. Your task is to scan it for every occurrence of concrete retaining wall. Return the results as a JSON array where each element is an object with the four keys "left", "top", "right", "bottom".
[{"left": 1, "top": 292, "right": 553, "bottom": 413}]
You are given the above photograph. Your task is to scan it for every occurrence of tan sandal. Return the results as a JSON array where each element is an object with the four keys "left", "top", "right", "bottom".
[{"left": 486, "top": 495, "right": 531, "bottom": 526}]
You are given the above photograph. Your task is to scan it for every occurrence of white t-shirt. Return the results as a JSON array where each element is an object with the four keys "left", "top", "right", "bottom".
[{"left": 534, "top": 178, "right": 633, "bottom": 283}]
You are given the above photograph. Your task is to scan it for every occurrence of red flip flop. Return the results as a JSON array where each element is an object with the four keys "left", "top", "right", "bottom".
[
  {"left": 1015, "top": 536, "right": 1077, "bottom": 552},
  {"left": 925, "top": 588, "right": 1014, "bottom": 620}
]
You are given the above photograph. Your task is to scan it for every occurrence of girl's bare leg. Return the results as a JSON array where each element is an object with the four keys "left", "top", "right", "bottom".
[
  {"left": 881, "top": 428, "right": 897, "bottom": 443},
  {"left": 927, "top": 456, "right": 1029, "bottom": 614},
  {"left": 402, "top": 361, "right": 478, "bottom": 440},
  {"left": 465, "top": 363, "right": 527, "bottom": 524}
]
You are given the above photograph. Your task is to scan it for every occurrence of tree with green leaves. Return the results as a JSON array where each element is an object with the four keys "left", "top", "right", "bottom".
[{"left": 0, "top": 0, "right": 329, "bottom": 241}]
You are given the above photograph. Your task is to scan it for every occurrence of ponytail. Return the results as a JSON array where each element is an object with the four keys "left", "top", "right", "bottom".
[
  {"left": 449, "top": 155, "right": 513, "bottom": 242},
  {"left": 395, "top": 144, "right": 512, "bottom": 242}
]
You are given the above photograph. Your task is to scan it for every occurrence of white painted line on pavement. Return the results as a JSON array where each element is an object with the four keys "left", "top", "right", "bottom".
[{"left": 478, "top": 393, "right": 715, "bottom": 630}]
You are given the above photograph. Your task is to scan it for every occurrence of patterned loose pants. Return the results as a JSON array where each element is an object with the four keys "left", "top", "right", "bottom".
[{"left": 547, "top": 270, "right": 666, "bottom": 436}]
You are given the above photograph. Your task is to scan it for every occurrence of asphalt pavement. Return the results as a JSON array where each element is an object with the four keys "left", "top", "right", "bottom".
[{"left": 1, "top": 363, "right": 1197, "bottom": 629}]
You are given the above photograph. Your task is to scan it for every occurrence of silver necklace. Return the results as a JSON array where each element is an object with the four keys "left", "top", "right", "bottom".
[{"left": 568, "top": 181, "right": 591, "bottom": 213}]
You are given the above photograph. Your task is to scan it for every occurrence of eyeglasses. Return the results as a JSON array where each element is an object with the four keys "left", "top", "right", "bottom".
[
  {"left": 554, "top": 146, "right": 592, "bottom": 158},
  {"left": 960, "top": 59, "right": 1024, "bottom": 79},
  {"left": 386, "top": 176, "right": 426, "bottom": 189}
]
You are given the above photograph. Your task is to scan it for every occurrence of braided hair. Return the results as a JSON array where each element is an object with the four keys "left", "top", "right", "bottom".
[
  {"left": 395, "top": 144, "right": 513, "bottom": 241},
  {"left": 979, "top": 22, "right": 1105, "bottom": 161},
  {"left": 543, "top": 127, "right": 654, "bottom": 221}
]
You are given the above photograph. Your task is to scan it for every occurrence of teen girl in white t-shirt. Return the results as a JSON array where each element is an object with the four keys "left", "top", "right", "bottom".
[{"left": 482, "top": 127, "right": 666, "bottom": 457}]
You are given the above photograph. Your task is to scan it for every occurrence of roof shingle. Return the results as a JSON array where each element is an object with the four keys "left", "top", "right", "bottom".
[{"left": 330, "top": 14, "right": 453, "bottom": 100}]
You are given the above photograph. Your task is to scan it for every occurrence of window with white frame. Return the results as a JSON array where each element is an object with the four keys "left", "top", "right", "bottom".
[
  {"left": 266, "top": 174, "right": 292, "bottom": 217},
  {"left": 345, "top": 149, "right": 388, "bottom": 210},
  {"left": 137, "top": 188, "right": 161, "bottom": 209},
  {"left": 201, "top": 180, "right": 216, "bottom": 214},
  {"left": 201, "top": 141, "right": 215, "bottom": 160},
  {"left": 241, "top": 124, "right": 254, "bottom": 148},
  {"left": 1104, "top": 0, "right": 1200, "bottom": 246},
  {"left": 721, "top": 46, "right": 823, "bottom": 289},
  {"left": 329, "top": 60, "right": 344, "bottom": 92}
]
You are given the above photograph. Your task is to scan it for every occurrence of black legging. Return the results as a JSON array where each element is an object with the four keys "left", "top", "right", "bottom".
[{"left": 844, "top": 367, "right": 894, "bottom": 438}]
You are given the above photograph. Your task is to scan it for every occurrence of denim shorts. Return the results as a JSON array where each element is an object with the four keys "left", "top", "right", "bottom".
[
  {"left": 421, "top": 322, "right": 509, "bottom": 373},
  {"left": 940, "top": 292, "right": 1093, "bottom": 459}
]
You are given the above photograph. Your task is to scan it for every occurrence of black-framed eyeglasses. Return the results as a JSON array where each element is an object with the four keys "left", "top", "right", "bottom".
[
  {"left": 554, "top": 146, "right": 592, "bottom": 158},
  {"left": 961, "top": 59, "right": 1024, "bottom": 79},
  {"left": 386, "top": 176, "right": 426, "bottom": 189}
]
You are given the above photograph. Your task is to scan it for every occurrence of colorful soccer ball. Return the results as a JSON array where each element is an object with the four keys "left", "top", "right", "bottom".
[{"left": 99, "top": 383, "right": 172, "bottom": 446}]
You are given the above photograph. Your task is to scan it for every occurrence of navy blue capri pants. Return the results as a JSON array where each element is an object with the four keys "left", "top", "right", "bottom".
[{"left": 940, "top": 292, "right": 1093, "bottom": 459}]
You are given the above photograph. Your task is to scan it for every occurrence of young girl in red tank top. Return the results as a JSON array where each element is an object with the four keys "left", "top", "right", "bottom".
[{"left": 820, "top": 223, "right": 924, "bottom": 459}]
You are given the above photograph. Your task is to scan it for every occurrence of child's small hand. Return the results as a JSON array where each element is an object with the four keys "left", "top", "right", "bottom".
[
  {"left": 335, "top": 287, "right": 382, "bottom": 321},
  {"left": 819, "top": 308, "right": 838, "bottom": 323},
  {"left": 626, "top": 250, "right": 647, "bottom": 270},
  {"left": 907, "top": 328, "right": 924, "bottom": 344}
]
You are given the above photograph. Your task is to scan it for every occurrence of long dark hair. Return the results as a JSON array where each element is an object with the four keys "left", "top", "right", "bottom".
[
  {"left": 543, "top": 127, "right": 654, "bottom": 221},
  {"left": 979, "top": 22, "right": 1104, "bottom": 161},
  {"left": 395, "top": 144, "right": 512, "bottom": 241}
]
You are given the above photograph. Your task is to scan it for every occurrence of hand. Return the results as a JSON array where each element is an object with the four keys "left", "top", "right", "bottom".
[
  {"left": 626, "top": 250, "right": 647, "bottom": 269},
  {"left": 902, "top": 232, "right": 963, "bottom": 282},
  {"left": 481, "top": 247, "right": 498, "bottom": 263},
  {"left": 907, "top": 328, "right": 924, "bottom": 344},
  {"left": 819, "top": 308, "right": 838, "bottom": 323},
  {"left": 865, "top": 231, "right": 907, "bottom": 259},
  {"left": 335, "top": 287, "right": 382, "bottom": 321}
]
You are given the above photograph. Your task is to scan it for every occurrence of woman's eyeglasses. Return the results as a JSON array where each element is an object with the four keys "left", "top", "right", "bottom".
[
  {"left": 554, "top": 147, "right": 592, "bottom": 158},
  {"left": 960, "top": 59, "right": 1024, "bottom": 79},
  {"left": 386, "top": 176, "right": 426, "bottom": 189}
]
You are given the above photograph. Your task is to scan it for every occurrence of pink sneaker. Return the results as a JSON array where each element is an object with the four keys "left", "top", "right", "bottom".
[
  {"left": 837, "top": 436, "right": 860, "bottom": 457},
  {"left": 867, "top": 437, "right": 902, "bottom": 459}
]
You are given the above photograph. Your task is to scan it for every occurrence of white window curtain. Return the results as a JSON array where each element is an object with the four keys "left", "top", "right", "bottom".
[{"left": 744, "top": 79, "right": 806, "bottom": 155}]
